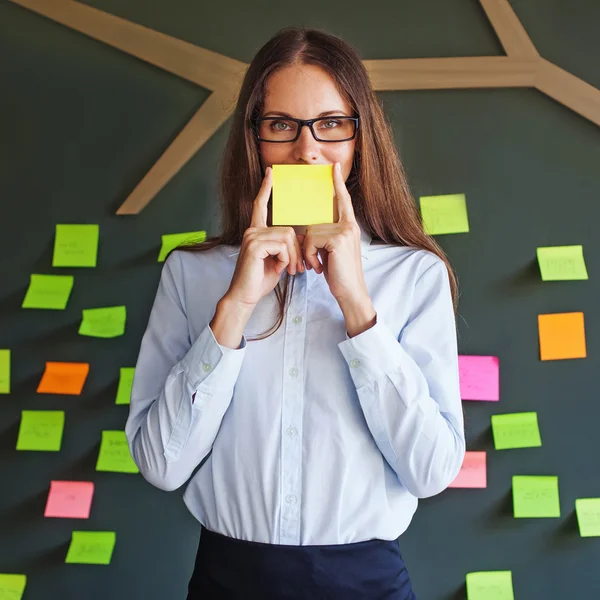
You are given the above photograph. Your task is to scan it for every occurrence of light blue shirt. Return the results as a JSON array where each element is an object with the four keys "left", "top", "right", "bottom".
[{"left": 126, "top": 223, "right": 465, "bottom": 546}]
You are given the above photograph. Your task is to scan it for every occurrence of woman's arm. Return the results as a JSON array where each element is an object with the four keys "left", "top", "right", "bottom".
[
  {"left": 125, "top": 251, "right": 249, "bottom": 492},
  {"left": 338, "top": 256, "right": 465, "bottom": 498}
]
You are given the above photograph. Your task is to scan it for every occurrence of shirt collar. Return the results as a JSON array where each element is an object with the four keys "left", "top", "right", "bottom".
[{"left": 227, "top": 222, "right": 372, "bottom": 260}]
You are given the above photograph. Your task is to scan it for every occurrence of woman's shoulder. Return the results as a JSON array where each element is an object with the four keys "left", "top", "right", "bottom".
[{"left": 369, "top": 241, "right": 444, "bottom": 277}]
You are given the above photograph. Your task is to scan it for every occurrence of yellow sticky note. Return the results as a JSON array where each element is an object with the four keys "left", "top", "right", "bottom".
[
  {"left": 513, "top": 475, "right": 560, "bottom": 518},
  {"left": 419, "top": 193, "right": 469, "bottom": 235},
  {"left": 538, "top": 312, "right": 586, "bottom": 360},
  {"left": 466, "top": 571, "right": 514, "bottom": 600},
  {"left": 491, "top": 412, "right": 542, "bottom": 450},
  {"left": 79, "top": 306, "right": 126, "bottom": 338},
  {"left": 0, "top": 574, "right": 27, "bottom": 600},
  {"left": 0, "top": 350, "right": 10, "bottom": 394},
  {"left": 115, "top": 368, "right": 135, "bottom": 405},
  {"left": 16, "top": 410, "right": 65, "bottom": 452},
  {"left": 22, "top": 274, "right": 74, "bottom": 310},
  {"left": 65, "top": 531, "right": 116, "bottom": 565},
  {"left": 575, "top": 498, "right": 600, "bottom": 537},
  {"left": 537, "top": 245, "right": 588, "bottom": 281},
  {"left": 158, "top": 231, "right": 206, "bottom": 262},
  {"left": 272, "top": 164, "right": 334, "bottom": 226},
  {"left": 37, "top": 362, "right": 89, "bottom": 395},
  {"left": 96, "top": 430, "right": 139, "bottom": 473},
  {"left": 53, "top": 224, "right": 99, "bottom": 267}
]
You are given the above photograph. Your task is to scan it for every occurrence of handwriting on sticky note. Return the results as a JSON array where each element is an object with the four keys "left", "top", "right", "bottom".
[
  {"left": 0, "top": 574, "right": 27, "bottom": 600},
  {"left": 79, "top": 306, "right": 126, "bottom": 338},
  {"left": 419, "top": 193, "right": 469, "bottom": 235},
  {"left": 65, "top": 531, "right": 116, "bottom": 564},
  {"left": 0, "top": 350, "right": 10, "bottom": 394},
  {"left": 45, "top": 481, "right": 95, "bottom": 519},
  {"left": 37, "top": 362, "right": 89, "bottom": 395},
  {"left": 272, "top": 164, "right": 334, "bottom": 226},
  {"left": 52, "top": 224, "right": 99, "bottom": 268},
  {"left": 466, "top": 571, "right": 514, "bottom": 600},
  {"left": 448, "top": 451, "right": 486, "bottom": 488},
  {"left": 22, "top": 274, "right": 74, "bottom": 310},
  {"left": 538, "top": 312, "right": 586, "bottom": 360},
  {"left": 537, "top": 245, "right": 588, "bottom": 281},
  {"left": 96, "top": 430, "right": 139, "bottom": 473},
  {"left": 115, "top": 368, "right": 135, "bottom": 405},
  {"left": 491, "top": 412, "right": 542, "bottom": 450},
  {"left": 16, "top": 410, "right": 65, "bottom": 451},
  {"left": 158, "top": 231, "right": 206, "bottom": 262},
  {"left": 512, "top": 475, "right": 560, "bottom": 518},
  {"left": 575, "top": 498, "right": 600, "bottom": 537},
  {"left": 459, "top": 355, "right": 499, "bottom": 401}
]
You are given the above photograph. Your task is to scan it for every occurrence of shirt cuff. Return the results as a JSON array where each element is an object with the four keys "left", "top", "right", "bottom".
[
  {"left": 338, "top": 316, "right": 405, "bottom": 389},
  {"left": 181, "top": 323, "right": 247, "bottom": 391}
]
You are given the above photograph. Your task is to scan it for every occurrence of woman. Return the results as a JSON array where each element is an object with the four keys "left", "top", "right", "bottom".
[{"left": 126, "top": 25, "right": 465, "bottom": 599}]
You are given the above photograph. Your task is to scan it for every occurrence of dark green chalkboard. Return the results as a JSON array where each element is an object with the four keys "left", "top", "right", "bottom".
[{"left": 1, "top": 0, "right": 599, "bottom": 598}]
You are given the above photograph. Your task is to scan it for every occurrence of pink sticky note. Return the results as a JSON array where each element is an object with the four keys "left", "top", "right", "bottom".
[
  {"left": 448, "top": 451, "right": 487, "bottom": 488},
  {"left": 459, "top": 355, "right": 499, "bottom": 401},
  {"left": 44, "top": 481, "right": 94, "bottom": 519}
]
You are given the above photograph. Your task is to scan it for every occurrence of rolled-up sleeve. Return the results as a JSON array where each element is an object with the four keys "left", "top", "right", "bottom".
[
  {"left": 125, "top": 251, "right": 246, "bottom": 492},
  {"left": 338, "top": 257, "right": 465, "bottom": 498}
]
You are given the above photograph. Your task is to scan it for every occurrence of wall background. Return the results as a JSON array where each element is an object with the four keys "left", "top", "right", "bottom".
[{"left": 1, "top": 0, "right": 599, "bottom": 598}]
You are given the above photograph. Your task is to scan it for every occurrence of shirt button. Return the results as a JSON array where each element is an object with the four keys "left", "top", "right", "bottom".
[
  {"left": 292, "top": 315, "right": 302, "bottom": 325},
  {"left": 285, "top": 495, "right": 297, "bottom": 504},
  {"left": 286, "top": 426, "right": 298, "bottom": 438},
  {"left": 289, "top": 367, "right": 299, "bottom": 378},
  {"left": 202, "top": 363, "right": 212, "bottom": 372},
  {"left": 350, "top": 359, "right": 361, "bottom": 368}
]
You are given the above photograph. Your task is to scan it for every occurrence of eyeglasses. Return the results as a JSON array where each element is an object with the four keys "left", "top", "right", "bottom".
[{"left": 252, "top": 115, "right": 359, "bottom": 143}]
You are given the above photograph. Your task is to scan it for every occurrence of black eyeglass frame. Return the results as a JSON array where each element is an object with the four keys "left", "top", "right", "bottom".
[{"left": 251, "top": 116, "right": 360, "bottom": 143}]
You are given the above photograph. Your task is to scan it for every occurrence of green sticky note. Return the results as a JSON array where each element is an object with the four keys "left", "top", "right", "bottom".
[
  {"left": 22, "top": 274, "right": 74, "bottom": 310},
  {"left": 419, "top": 193, "right": 470, "bottom": 235},
  {"left": 513, "top": 475, "right": 560, "bottom": 518},
  {"left": 575, "top": 498, "right": 600, "bottom": 537},
  {"left": 79, "top": 306, "right": 126, "bottom": 338},
  {"left": 65, "top": 531, "right": 116, "bottom": 565},
  {"left": 466, "top": 571, "right": 514, "bottom": 600},
  {"left": 16, "top": 410, "right": 65, "bottom": 451},
  {"left": 115, "top": 368, "right": 135, "bottom": 405},
  {"left": 272, "top": 164, "right": 334, "bottom": 226},
  {"left": 537, "top": 245, "right": 588, "bottom": 281},
  {"left": 0, "top": 574, "right": 27, "bottom": 600},
  {"left": 0, "top": 350, "right": 9, "bottom": 394},
  {"left": 158, "top": 231, "right": 206, "bottom": 262},
  {"left": 491, "top": 412, "right": 542, "bottom": 450},
  {"left": 53, "top": 224, "right": 99, "bottom": 267},
  {"left": 96, "top": 430, "right": 139, "bottom": 473}
]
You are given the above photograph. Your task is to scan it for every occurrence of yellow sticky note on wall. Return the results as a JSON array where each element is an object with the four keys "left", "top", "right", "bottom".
[
  {"left": 419, "top": 193, "right": 470, "bottom": 235},
  {"left": 537, "top": 245, "right": 588, "bottom": 281},
  {"left": 272, "top": 164, "right": 334, "bottom": 226}
]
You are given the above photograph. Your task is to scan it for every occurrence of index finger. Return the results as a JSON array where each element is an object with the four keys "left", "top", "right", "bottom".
[{"left": 250, "top": 166, "right": 273, "bottom": 228}]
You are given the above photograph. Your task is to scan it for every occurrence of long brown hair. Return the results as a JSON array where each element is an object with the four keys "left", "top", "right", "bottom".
[{"left": 174, "top": 26, "right": 459, "bottom": 341}]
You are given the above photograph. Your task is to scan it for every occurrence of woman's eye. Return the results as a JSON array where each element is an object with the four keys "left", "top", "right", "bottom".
[
  {"left": 320, "top": 119, "right": 341, "bottom": 128},
  {"left": 271, "top": 120, "right": 290, "bottom": 130}
]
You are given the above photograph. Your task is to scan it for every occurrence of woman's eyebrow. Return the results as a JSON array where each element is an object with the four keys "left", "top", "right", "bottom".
[{"left": 262, "top": 109, "right": 349, "bottom": 118}]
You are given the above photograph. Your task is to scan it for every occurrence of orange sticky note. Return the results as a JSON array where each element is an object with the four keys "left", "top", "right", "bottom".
[
  {"left": 538, "top": 312, "right": 586, "bottom": 361},
  {"left": 44, "top": 481, "right": 94, "bottom": 519},
  {"left": 448, "top": 451, "right": 487, "bottom": 488},
  {"left": 37, "top": 362, "right": 90, "bottom": 395}
]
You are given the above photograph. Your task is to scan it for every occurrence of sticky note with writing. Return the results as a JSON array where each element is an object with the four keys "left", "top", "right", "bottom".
[
  {"left": 22, "top": 274, "right": 74, "bottom": 310},
  {"left": 466, "top": 571, "right": 514, "bottom": 600},
  {"left": 79, "top": 306, "right": 126, "bottom": 338},
  {"left": 53, "top": 224, "right": 99, "bottom": 267},
  {"left": 96, "top": 430, "right": 139, "bottom": 473},
  {"left": 512, "top": 475, "right": 560, "bottom": 518},
  {"left": 65, "top": 531, "right": 116, "bottom": 565},
  {"left": 45, "top": 481, "right": 95, "bottom": 519},
  {"left": 272, "top": 164, "right": 334, "bottom": 226},
  {"left": 16, "top": 410, "right": 65, "bottom": 451},
  {"left": 448, "top": 451, "right": 486, "bottom": 488},
  {"left": 575, "top": 498, "right": 600, "bottom": 537},
  {"left": 537, "top": 245, "right": 588, "bottom": 281},
  {"left": 115, "top": 368, "right": 135, "bottom": 405},
  {"left": 419, "top": 193, "right": 469, "bottom": 235},
  {"left": 459, "top": 355, "right": 499, "bottom": 401},
  {"left": 491, "top": 412, "right": 542, "bottom": 450},
  {"left": 0, "top": 574, "right": 27, "bottom": 600}
]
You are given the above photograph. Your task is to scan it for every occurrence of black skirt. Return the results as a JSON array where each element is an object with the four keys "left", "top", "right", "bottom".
[{"left": 187, "top": 525, "right": 417, "bottom": 599}]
